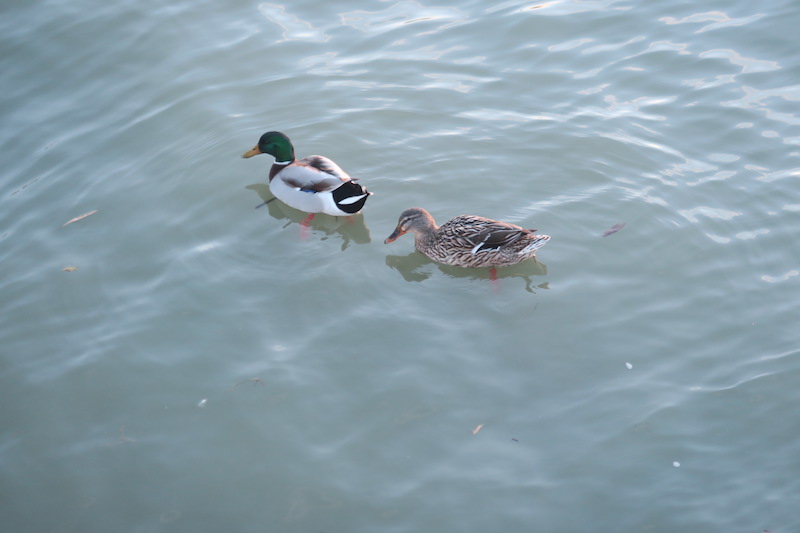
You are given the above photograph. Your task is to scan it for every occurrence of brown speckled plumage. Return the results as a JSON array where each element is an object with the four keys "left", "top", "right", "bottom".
[{"left": 385, "top": 207, "right": 550, "bottom": 268}]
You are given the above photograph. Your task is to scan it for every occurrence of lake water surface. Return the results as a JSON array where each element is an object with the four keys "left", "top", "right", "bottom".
[{"left": 2, "top": 0, "right": 800, "bottom": 531}]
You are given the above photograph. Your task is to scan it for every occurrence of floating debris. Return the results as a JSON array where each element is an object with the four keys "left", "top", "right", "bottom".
[
  {"left": 255, "top": 197, "right": 278, "bottom": 209},
  {"left": 471, "top": 424, "right": 484, "bottom": 435},
  {"left": 62, "top": 266, "right": 78, "bottom": 272},
  {"left": 233, "top": 377, "right": 265, "bottom": 389},
  {"left": 602, "top": 222, "right": 626, "bottom": 237},
  {"left": 109, "top": 425, "right": 135, "bottom": 446},
  {"left": 198, "top": 399, "right": 208, "bottom": 408},
  {"left": 63, "top": 210, "right": 98, "bottom": 227},
  {"left": 625, "top": 362, "right": 633, "bottom": 370},
  {"left": 673, "top": 461, "right": 681, "bottom": 468}
]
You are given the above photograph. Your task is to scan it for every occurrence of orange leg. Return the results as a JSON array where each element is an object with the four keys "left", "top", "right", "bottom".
[
  {"left": 489, "top": 267, "right": 501, "bottom": 292},
  {"left": 300, "top": 213, "right": 314, "bottom": 239}
]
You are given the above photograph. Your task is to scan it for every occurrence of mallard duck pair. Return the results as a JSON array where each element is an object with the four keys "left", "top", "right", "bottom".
[{"left": 243, "top": 131, "right": 550, "bottom": 271}]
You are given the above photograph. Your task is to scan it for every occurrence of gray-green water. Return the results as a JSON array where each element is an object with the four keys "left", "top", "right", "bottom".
[{"left": 2, "top": 0, "right": 800, "bottom": 531}]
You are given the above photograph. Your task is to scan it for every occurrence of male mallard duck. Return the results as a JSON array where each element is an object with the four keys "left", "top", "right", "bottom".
[
  {"left": 385, "top": 207, "right": 550, "bottom": 273},
  {"left": 242, "top": 131, "right": 372, "bottom": 220}
]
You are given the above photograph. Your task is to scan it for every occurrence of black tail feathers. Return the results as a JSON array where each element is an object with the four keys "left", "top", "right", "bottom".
[{"left": 332, "top": 181, "right": 372, "bottom": 214}]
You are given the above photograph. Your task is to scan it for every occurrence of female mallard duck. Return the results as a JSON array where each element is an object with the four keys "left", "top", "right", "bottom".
[
  {"left": 385, "top": 207, "right": 550, "bottom": 271},
  {"left": 242, "top": 131, "right": 372, "bottom": 219}
]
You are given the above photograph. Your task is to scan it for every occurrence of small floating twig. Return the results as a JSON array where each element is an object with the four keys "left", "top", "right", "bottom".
[
  {"left": 255, "top": 198, "right": 278, "bottom": 209},
  {"left": 602, "top": 222, "right": 626, "bottom": 237},
  {"left": 233, "top": 377, "right": 265, "bottom": 389},
  {"left": 63, "top": 210, "right": 98, "bottom": 227}
]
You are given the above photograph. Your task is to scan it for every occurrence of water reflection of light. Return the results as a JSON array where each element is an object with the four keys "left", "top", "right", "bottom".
[
  {"left": 339, "top": 1, "right": 463, "bottom": 34},
  {"left": 761, "top": 270, "right": 799, "bottom": 283},
  {"left": 660, "top": 11, "right": 766, "bottom": 34},
  {"left": 258, "top": 3, "right": 328, "bottom": 42},
  {"left": 678, "top": 206, "right": 742, "bottom": 223}
]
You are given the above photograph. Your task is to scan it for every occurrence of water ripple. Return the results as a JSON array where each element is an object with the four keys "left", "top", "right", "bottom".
[
  {"left": 660, "top": 10, "right": 767, "bottom": 33},
  {"left": 761, "top": 270, "right": 799, "bottom": 283},
  {"left": 339, "top": 1, "right": 466, "bottom": 34},
  {"left": 258, "top": 3, "right": 329, "bottom": 42}
]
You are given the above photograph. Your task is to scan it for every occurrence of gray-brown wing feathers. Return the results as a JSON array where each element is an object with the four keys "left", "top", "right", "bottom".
[
  {"left": 446, "top": 216, "right": 532, "bottom": 254},
  {"left": 279, "top": 155, "right": 352, "bottom": 192}
]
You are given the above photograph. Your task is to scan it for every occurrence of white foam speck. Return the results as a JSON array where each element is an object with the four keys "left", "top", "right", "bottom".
[{"left": 194, "top": 241, "right": 221, "bottom": 253}]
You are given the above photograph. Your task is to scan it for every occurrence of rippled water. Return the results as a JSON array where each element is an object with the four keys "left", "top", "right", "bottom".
[{"left": 3, "top": 0, "right": 800, "bottom": 531}]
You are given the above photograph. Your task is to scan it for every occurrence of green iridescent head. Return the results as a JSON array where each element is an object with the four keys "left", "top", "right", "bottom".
[{"left": 242, "top": 131, "right": 295, "bottom": 162}]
